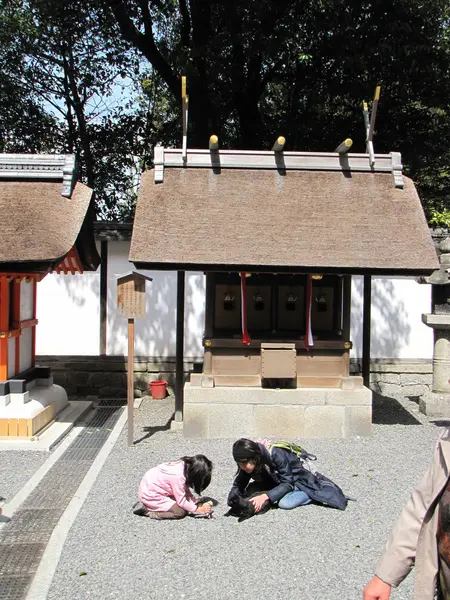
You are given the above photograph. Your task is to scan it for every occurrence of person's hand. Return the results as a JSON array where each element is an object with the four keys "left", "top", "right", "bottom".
[
  {"left": 195, "top": 502, "right": 212, "bottom": 515},
  {"left": 363, "top": 576, "right": 391, "bottom": 600},
  {"left": 249, "top": 493, "right": 269, "bottom": 512}
]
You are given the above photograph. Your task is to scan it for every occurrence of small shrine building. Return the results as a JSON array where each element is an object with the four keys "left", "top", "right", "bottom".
[
  {"left": 130, "top": 145, "right": 438, "bottom": 438},
  {"left": 0, "top": 154, "right": 100, "bottom": 439}
]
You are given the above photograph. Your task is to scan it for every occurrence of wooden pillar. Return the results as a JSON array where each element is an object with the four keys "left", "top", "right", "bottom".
[
  {"left": 127, "top": 318, "right": 134, "bottom": 446},
  {"left": 341, "top": 275, "right": 352, "bottom": 377},
  {"left": 31, "top": 278, "right": 37, "bottom": 368},
  {"left": 342, "top": 276, "right": 352, "bottom": 340},
  {"left": 362, "top": 275, "right": 372, "bottom": 387},
  {"left": 203, "top": 273, "right": 214, "bottom": 374},
  {"left": 13, "top": 279, "right": 21, "bottom": 374},
  {"left": 0, "top": 277, "right": 9, "bottom": 380},
  {"left": 175, "top": 271, "right": 185, "bottom": 422},
  {"left": 100, "top": 241, "right": 108, "bottom": 355}
]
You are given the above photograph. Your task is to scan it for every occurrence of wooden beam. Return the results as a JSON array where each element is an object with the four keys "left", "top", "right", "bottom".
[
  {"left": 162, "top": 147, "right": 396, "bottom": 172},
  {"left": 334, "top": 138, "right": 353, "bottom": 153},
  {"left": 362, "top": 275, "right": 372, "bottom": 387},
  {"left": 272, "top": 136, "right": 286, "bottom": 152},
  {"left": 209, "top": 135, "right": 219, "bottom": 150},
  {"left": 175, "top": 271, "right": 185, "bottom": 422}
]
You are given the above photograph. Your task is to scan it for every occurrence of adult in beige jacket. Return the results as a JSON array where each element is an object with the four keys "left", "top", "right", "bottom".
[{"left": 363, "top": 429, "right": 450, "bottom": 600}]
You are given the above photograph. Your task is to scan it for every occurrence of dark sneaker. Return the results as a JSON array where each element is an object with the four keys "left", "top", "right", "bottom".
[{"left": 132, "top": 501, "right": 148, "bottom": 517}]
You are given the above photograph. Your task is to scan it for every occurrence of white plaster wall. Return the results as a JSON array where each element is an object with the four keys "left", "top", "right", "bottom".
[
  {"left": 33, "top": 239, "right": 433, "bottom": 361},
  {"left": 107, "top": 242, "right": 204, "bottom": 357},
  {"left": 8, "top": 338, "right": 15, "bottom": 377},
  {"left": 36, "top": 266, "right": 100, "bottom": 356},
  {"left": 350, "top": 276, "right": 433, "bottom": 359},
  {"left": 20, "top": 280, "right": 34, "bottom": 320},
  {"left": 19, "top": 328, "right": 32, "bottom": 373}
]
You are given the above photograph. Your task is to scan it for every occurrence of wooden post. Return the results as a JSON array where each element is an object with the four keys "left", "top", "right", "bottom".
[
  {"left": 362, "top": 275, "right": 372, "bottom": 388},
  {"left": 117, "top": 271, "right": 152, "bottom": 447},
  {"left": 175, "top": 271, "right": 185, "bottom": 422},
  {"left": 100, "top": 240, "right": 108, "bottom": 355},
  {"left": 127, "top": 318, "right": 134, "bottom": 446}
]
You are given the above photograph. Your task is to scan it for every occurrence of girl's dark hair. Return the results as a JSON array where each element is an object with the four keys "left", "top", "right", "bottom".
[
  {"left": 232, "top": 438, "right": 262, "bottom": 467},
  {"left": 181, "top": 454, "right": 213, "bottom": 494}
]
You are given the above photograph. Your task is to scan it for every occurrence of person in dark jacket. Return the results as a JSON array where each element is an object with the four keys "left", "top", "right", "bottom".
[
  {"left": 228, "top": 438, "right": 312, "bottom": 512},
  {"left": 228, "top": 438, "right": 348, "bottom": 513}
]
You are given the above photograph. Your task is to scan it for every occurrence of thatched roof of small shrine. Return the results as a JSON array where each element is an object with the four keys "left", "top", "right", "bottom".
[
  {"left": 130, "top": 162, "right": 438, "bottom": 275},
  {"left": 0, "top": 180, "right": 99, "bottom": 272}
]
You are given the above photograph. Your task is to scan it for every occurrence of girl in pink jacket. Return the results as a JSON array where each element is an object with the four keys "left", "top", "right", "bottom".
[{"left": 133, "top": 454, "right": 213, "bottom": 520}]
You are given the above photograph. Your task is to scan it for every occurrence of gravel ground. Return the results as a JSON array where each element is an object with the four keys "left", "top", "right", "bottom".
[
  {"left": 0, "top": 451, "right": 49, "bottom": 502},
  {"left": 46, "top": 393, "right": 445, "bottom": 600}
]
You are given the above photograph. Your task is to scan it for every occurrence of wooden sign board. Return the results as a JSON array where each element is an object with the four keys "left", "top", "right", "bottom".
[{"left": 117, "top": 272, "right": 152, "bottom": 319}]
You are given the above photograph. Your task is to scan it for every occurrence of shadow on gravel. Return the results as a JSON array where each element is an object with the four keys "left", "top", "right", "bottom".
[
  {"left": 372, "top": 393, "right": 422, "bottom": 425},
  {"left": 431, "top": 420, "right": 450, "bottom": 428},
  {"left": 133, "top": 414, "right": 175, "bottom": 445}
]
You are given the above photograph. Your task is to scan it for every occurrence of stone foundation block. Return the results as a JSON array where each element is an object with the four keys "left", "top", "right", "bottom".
[
  {"left": 207, "top": 404, "right": 256, "bottom": 438},
  {"left": 402, "top": 384, "right": 430, "bottom": 398},
  {"left": 420, "top": 391, "right": 450, "bottom": 417},
  {"left": 183, "top": 403, "right": 209, "bottom": 437},
  {"left": 344, "top": 406, "right": 372, "bottom": 437},
  {"left": 379, "top": 373, "right": 401, "bottom": 385},
  {"left": 254, "top": 405, "right": 306, "bottom": 437},
  {"left": 400, "top": 373, "right": 432, "bottom": 386},
  {"left": 183, "top": 384, "right": 373, "bottom": 438},
  {"left": 378, "top": 383, "right": 403, "bottom": 398},
  {"left": 303, "top": 406, "right": 345, "bottom": 438},
  {"left": 326, "top": 388, "right": 372, "bottom": 406},
  {"left": 89, "top": 372, "right": 126, "bottom": 388}
]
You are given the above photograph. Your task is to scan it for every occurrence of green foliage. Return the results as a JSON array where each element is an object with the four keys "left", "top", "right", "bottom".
[
  {"left": 3, "top": 0, "right": 450, "bottom": 222},
  {"left": 428, "top": 209, "right": 450, "bottom": 228}
]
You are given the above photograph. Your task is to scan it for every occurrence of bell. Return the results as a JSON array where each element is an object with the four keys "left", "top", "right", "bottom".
[
  {"left": 286, "top": 294, "right": 297, "bottom": 311},
  {"left": 253, "top": 293, "right": 264, "bottom": 311},
  {"left": 223, "top": 292, "right": 235, "bottom": 311}
]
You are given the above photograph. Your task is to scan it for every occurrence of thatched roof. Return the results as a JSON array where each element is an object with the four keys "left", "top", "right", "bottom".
[
  {"left": 0, "top": 180, "right": 99, "bottom": 272},
  {"left": 130, "top": 166, "right": 438, "bottom": 275}
]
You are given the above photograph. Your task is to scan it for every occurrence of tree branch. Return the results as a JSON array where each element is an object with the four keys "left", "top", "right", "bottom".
[
  {"left": 179, "top": 0, "right": 191, "bottom": 48},
  {"left": 106, "top": 0, "right": 178, "bottom": 97}
]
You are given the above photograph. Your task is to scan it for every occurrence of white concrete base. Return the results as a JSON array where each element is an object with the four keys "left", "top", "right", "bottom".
[
  {"left": 170, "top": 419, "right": 183, "bottom": 431},
  {"left": 0, "top": 383, "right": 68, "bottom": 419},
  {"left": 0, "top": 400, "right": 93, "bottom": 451},
  {"left": 183, "top": 383, "right": 372, "bottom": 439}
]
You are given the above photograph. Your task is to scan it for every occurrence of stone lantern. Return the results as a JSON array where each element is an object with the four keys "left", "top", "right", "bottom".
[{"left": 420, "top": 235, "right": 450, "bottom": 416}]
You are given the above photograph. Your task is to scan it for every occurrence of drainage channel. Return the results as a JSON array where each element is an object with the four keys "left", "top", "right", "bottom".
[{"left": 0, "top": 402, "right": 125, "bottom": 600}]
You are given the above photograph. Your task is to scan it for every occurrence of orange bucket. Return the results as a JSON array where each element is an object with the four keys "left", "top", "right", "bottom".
[{"left": 149, "top": 380, "right": 168, "bottom": 399}]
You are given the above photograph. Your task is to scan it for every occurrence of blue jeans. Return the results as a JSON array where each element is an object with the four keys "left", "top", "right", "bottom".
[{"left": 278, "top": 490, "right": 311, "bottom": 510}]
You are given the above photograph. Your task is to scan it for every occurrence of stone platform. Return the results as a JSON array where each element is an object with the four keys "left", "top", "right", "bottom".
[{"left": 183, "top": 382, "right": 372, "bottom": 438}]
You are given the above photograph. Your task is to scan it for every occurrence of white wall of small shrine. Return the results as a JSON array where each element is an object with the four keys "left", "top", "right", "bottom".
[
  {"left": 105, "top": 242, "right": 204, "bottom": 358},
  {"left": 36, "top": 268, "right": 100, "bottom": 356},
  {"left": 35, "top": 240, "right": 433, "bottom": 360},
  {"left": 350, "top": 276, "right": 433, "bottom": 359}
]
